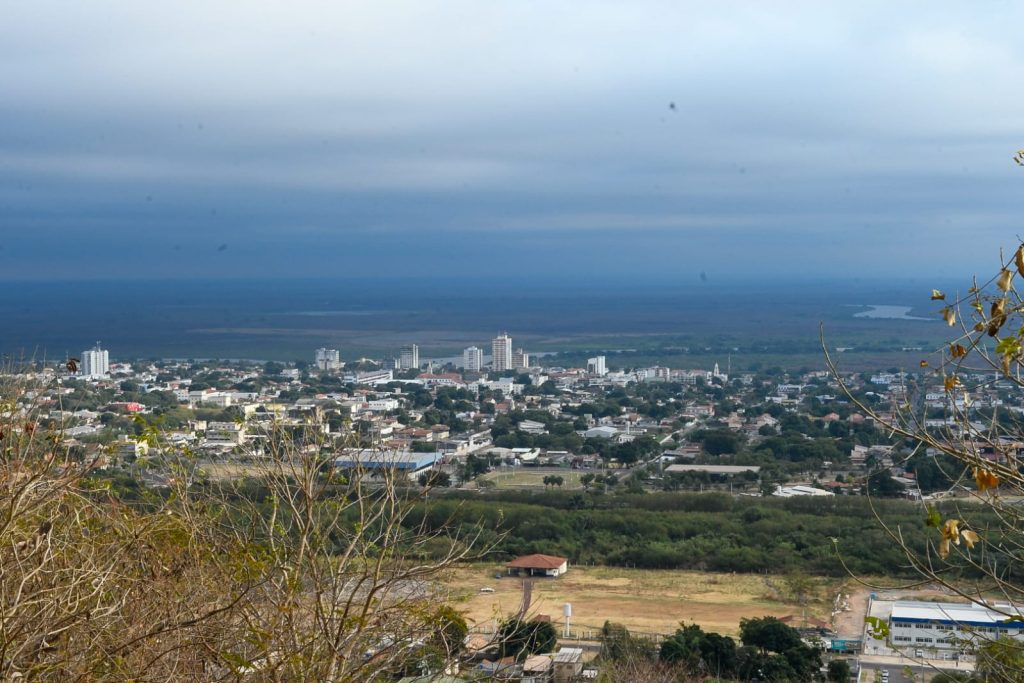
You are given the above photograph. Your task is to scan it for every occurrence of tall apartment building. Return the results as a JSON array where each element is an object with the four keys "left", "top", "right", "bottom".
[
  {"left": 512, "top": 348, "right": 530, "bottom": 369},
  {"left": 81, "top": 342, "right": 110, "bottom": 379},
  {"left": 399, "top": 344, "right": 419, "bottom": 370},
  {"left": 587, "top": 356, "right": 607, "bottom": 376},
  {"left": 463, "top": 346, "right": 484, "bottom": 372},
  {"left": 492, "top": 334, "right": 512, "bottom": 372},
  {"left": 315, "top": 347, "right": 342, "bottom": 371}
]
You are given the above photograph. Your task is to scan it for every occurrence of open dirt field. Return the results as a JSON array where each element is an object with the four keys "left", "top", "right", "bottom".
[
  {"left": 476, "top": 469, "right": 585, "bottom": 490},
  {"left": 444, "top": 564, "right": 836, "bottom": 638},
  {"left": 197, "top": 462, "right": 266, "bottom": 479}
]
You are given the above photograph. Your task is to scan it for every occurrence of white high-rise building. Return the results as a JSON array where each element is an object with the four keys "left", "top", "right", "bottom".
[
  {"left": 463, "top": 346, "right": 484, "bottom": 372},
  {"left": 512, "top": 348, "right": 530, "bottom": 369},
  {"left": 587, "top": 356, "right": 607, "bottom": 376},
  {"left": 81, "top": 342, "right": 110, "bottom": 379},
  {"left": 492, "top": 334, "right": 512, "bottom": 372},
  {"left": 399, "top": 344, "right": 419, "bottom": 370},
  {"left": 315, "top": 348, "right": 342, "bottom": 371}
]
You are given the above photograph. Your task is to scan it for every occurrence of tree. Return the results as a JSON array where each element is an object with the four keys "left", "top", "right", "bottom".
[
  {"left": 827, "top": 658, "right": 852, "bottom": 682},
  {"left": 497, "top": 618, "right": 558, "bottom": 658},
  {"left": 599, "top": 621, "right": 656, "bottom": 663},
  {"left": 660, "top": 623, "right": 737, "bottom": 678},
  {"left": 418, "top": 469, "right": 452, "bottom": 488},
  {"left": 739, "top": 616, "right": 802, "bottom": 654}
]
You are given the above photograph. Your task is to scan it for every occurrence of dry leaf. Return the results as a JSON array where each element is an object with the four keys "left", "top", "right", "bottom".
[
  {"left": 931, "top": 289, "right": 946, "bottom": 301},
  {"left": 950, "top": 343, "right": 968, "bottom": 359},
  {"left": 974, "top": 467, "right": 1000, "bottom": 492},
  {"left": 942, "top": 307, "right": 956, "bottom": 327},
  {"left": 944, "top": 376, "right": 959, "bottom": 392},
  {"left": 998, "top": 269, "right": 1014, "bottom": 292},
  {"left": 988, "top": 299, "right": 1008, "bottom": 336},
  {"left": 1016, "top": 245, "right": 1024, "bottom": 278},
  {"left": 939, "top": 519, "right": 962, "bottom": 559},
  {"left": 961, "top": 529, "right": 980, "bottom": 550},
  {"left": 919, "top": 360, "right": 929, "bottom": 368}
]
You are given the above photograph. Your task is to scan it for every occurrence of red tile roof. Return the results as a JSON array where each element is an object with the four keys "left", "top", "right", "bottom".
[{"left": 505, "top": 553, "right": 568, "bottom": 570}]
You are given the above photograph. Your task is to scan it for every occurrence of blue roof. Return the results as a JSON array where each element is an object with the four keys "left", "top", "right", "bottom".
[{"left": 334, "top": 450, "right": 441, "bottom": 471}]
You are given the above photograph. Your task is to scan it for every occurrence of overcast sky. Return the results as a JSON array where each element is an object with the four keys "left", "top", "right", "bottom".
[{"left": 1, "top": 1, "right": 1022, "bottom": 282}]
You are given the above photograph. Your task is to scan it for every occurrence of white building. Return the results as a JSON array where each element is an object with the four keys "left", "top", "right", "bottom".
[
  {"left": 351, "top": 369, "right": 394, "bottom": 385},
  {"left": 512, "top": 348, "right": 530, "bottom": 369},
  {"left": 399, "top": 344, "right": 419, "bottom": 370},
  {"left": 772, "top": 484, "right": 834, "bottom": 497},
  {"left": 315, "top": 348, "right": 342, "bottom": 371},
  {"left": 586, "top": 356, "right": 607, "bottom": 376},
  {"left": 205, "top": 422, "right": 247, "bottom": 445},
  {"left": 888, "top": 600, "right": 1024, "bottom": 654},
  {"left": 463, "top": 346, "right": 484, "bottom": 372},
  {"left": 367, "top": 398, "right": 399, "bottom": 412},
  {"left": 492, "top": 334, "right": 512, "bottom": 372},
  {"left": 81, "top": 342, "right": 110, "bottom": 379}
]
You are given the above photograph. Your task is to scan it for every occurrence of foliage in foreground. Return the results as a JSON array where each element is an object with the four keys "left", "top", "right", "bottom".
[
  {"left": 826, "top": 240, "right": 1024, "bottom": 681},
  {"left": 0, "top": 373, "right": 474, "bottom": 681}
]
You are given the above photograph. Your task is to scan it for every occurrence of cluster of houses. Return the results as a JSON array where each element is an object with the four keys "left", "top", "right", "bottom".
[{"left": 10, "top": 346, "right": 1024, "bottom": 501}]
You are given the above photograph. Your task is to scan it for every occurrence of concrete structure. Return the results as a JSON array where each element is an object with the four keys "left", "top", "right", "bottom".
[
  {"left": 399, "top": 344, "right": 419, "bottom": 370},
  {"left": 512, "top": 348, "right": 530, "bottom": 369},
  {"left": 552, "top": 647, "right": 584, "bottom": 683},
  {"left": 206, "top": 421, "right": 247, "bottom": 445},
  {"left": 492, "top": 334, "right": 513, "bottom": 372},
  {"left": 314, "top": 348, "right": 342, "bottom": 371},
  {"left": 518, "top": 419, "right": 547, "bottom": 435},
  {"left": 352, "top": 369, "right": 394, "bottom": 385},
  {"left": 889, "top": 600, "right": 1024, "bottom": 653},
  {"left": 505, "top": 554, "right": 569, "bottom": 578},
  {"left": 81, "top": 342, "right": 110, "bottom": 379},
  {"left": 463, "top": 346, "right": 484, "bottom": 372},
  {"left": 584, "top": 425, "right": 617, "bottom": 439},
  {"left": 333, "top": 449, "right": 441, "bottom": 477},
  {"left": 664, "top": 464, "right": 761, "bottom": 475},
  {"left": 773, "top": 484, "right": 835, "bottom": 497},
  {"left": 587, "top": 356, "right": 607, "bottom": 376}
]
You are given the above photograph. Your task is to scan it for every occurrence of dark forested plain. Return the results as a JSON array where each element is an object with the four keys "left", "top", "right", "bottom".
[
  {"left": 2, "top": 277, "right": 955, "bottom": 368},
  {"left": 412, "top": 490, "right": 1015, "bottom": 581}
]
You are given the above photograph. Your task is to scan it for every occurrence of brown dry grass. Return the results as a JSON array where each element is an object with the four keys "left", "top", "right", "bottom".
[{"left": 443, "top": 564, "right": 836, "bottom": 638}]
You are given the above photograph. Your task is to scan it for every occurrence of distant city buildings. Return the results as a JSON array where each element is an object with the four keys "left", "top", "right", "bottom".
[
  {"left": 314, "top": 347, "right": 342, "bottom": 371},
  {"left": 463, "top": 346, "right": 484, "bottom": 372},
  {"left": 399, "top": 344, "right": 419, "bottom": 370},
  {"left": 81, "top": 342, "right": 110, "bottom": 379},
  {"left": 587, "top": 356, "right": 607, "bottom": 376},
  {"left": 492, "top": 334, "right": 512, "bottom": 372}
]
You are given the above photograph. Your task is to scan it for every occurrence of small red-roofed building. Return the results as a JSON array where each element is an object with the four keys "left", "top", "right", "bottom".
[{"left": 505, "top": 554, "right": 569, "bottom": 578}]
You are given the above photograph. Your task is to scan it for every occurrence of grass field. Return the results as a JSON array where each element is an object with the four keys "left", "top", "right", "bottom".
[
  {"left": 443, "top": 564, "right": 836, "bottom": 638},
  {"left": 476, "top": 469, "right": 585, "bottom": 490}
]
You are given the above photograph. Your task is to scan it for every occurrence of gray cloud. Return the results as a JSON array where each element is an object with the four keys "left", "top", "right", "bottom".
[{"left": 1, "top": 1, "right": 1023, "bottom": 280}]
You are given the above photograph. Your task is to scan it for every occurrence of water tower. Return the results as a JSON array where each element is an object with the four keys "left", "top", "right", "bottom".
[{"left": 563, "top": 602, "right": 572, "bottom": 637}]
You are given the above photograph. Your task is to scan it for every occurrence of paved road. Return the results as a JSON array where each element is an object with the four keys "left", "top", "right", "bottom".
[{"left": 860, "top": 660, "right": 971, "bottom": 683}]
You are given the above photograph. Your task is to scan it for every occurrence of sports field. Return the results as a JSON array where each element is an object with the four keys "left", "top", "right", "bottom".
[
  {"left": 443, "top": 564, "right": 835, "bottom": 638},
  {"left": 475, "top": 469, "right": 585, "bottom": 490}
]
